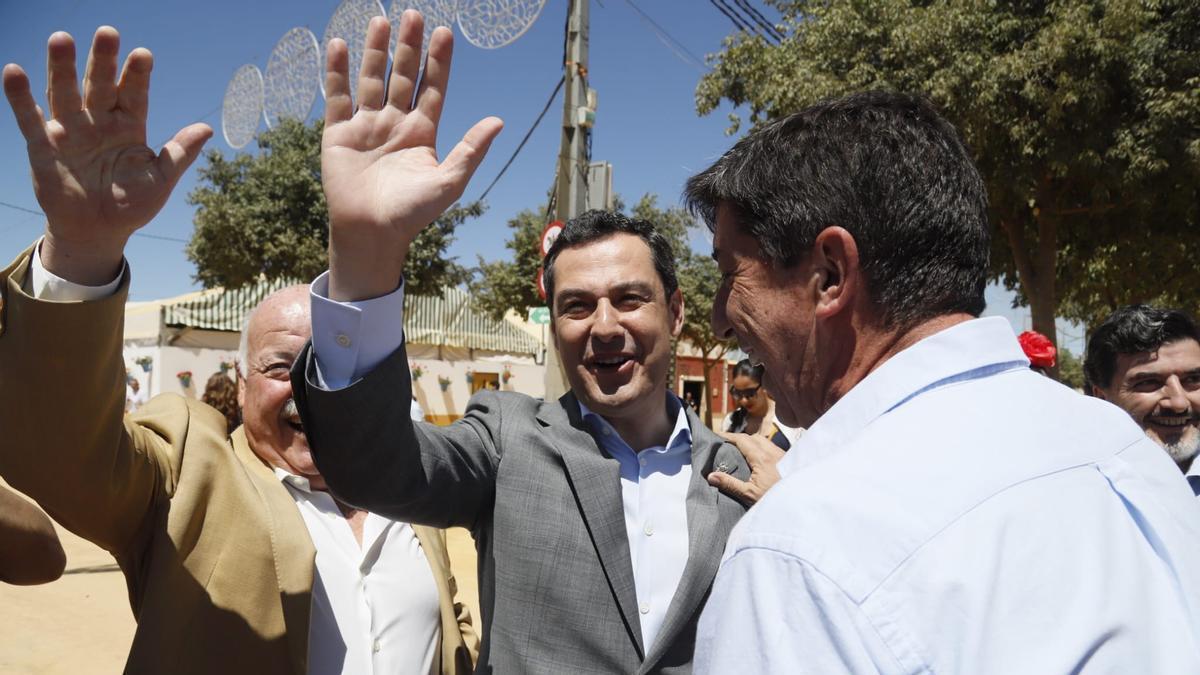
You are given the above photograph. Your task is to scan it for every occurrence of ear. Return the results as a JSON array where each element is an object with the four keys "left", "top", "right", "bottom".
[
  {"left": 668, "top": 287, "right": 685, "bottom": 338},
  {"left": 1090, "top": 384, "right": 1109, "bottom": 401},
  {"left": 810, "top": 226, "right": 860, "bottom": 319},
  {"left": 236, "top": 371, "right": 246, "bottom": 410}
]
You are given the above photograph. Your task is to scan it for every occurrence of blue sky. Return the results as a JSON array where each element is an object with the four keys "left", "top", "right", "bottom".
[{"left": 0, "top": 0, "right": 1081, "bottom": 352}]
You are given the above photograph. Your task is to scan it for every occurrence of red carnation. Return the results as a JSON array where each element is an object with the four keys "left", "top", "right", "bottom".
[{"left": 1018, "top": 331, "right": 1057, "bottom": 369}]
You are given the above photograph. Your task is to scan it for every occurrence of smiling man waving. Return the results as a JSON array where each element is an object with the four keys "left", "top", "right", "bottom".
[{"left": 289, "top": 12, "right": 749, "bottom": 675}]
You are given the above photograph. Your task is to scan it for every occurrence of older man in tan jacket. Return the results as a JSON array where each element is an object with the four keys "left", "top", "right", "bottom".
[{"left": 0, "top": 26, "right": 475, "bottom": 675}]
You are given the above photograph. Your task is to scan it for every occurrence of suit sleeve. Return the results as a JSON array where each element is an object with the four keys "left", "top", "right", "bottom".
[
  {"left": 292, "top": 334, "right": 502, "bottom": 530},
  {"left": 0, "top": 247, "right": 182, "bottom": 558}
]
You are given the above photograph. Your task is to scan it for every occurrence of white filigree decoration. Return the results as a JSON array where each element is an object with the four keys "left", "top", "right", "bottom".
[
  {"left": 264, "top": 27, "right": 321, "bottom": 127},
  {"left": 457, "top": 0, "right": 546, "bottom": 50},
  {"left": 222, "top": 64, "right": 264, "bottom": 149},
  {"left": 322, "top": 0, "right": 387, "bottom": 102},
  {"left": 390, "top": 0, "right": 460, "bottom": 62}
]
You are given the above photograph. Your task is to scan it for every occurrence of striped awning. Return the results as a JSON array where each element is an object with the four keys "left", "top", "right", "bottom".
[{"left": 159, "top": 279, "right": 540, "bottom": 355}]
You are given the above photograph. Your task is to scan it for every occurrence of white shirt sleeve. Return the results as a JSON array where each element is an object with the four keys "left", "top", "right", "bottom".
[
  {"left": 308, "top": 271, "right": 406, "bottom": 391},
  {"left": 26, "top": 238, "right": 125, "bottom": 301},
  {"left": 694, "top": 546, "right": 908, "bottom": 675}
]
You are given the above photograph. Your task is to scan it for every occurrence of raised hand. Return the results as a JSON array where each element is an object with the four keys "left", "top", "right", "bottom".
[
  {"left": 322, "top": 11, "right": 503, "bottom": 301},
  {"left": 2, "top": 27, "right": 211, "bottom": 285}
]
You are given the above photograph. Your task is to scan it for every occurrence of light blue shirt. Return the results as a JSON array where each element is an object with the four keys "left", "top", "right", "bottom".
[
  {"left": 579, "top": 397, "right": 693, "bottom": 651},
  {"left": 695, "top": 317, "right": 1200, "bottom": 674},
  {"left": 309, "top": 274, "right": 698, "bottom": 651}
]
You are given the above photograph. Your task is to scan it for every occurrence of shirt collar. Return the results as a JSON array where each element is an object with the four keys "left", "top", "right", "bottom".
[
  {"left": 273, "top": 466, "right": 316, "bottom": 494},
  {"left": 1185, "top": 455, "right": 1200, "bottom": 479},
  {"left": 781, "top": 317, "right": 1029, "bottom": 475},
  {"left": 578, "top": 392, "right": 693, "bottom": 453}
]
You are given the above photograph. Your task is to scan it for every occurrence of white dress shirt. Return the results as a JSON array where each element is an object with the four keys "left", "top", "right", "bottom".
[
  {"left": 276, "top": 469, "right": 441, "bottom": 675},
  {"left": 696, "top": 317, "right": 1200, "bottom": 674},
  {"left": 29, "top": 247, "right": 443, "bottom": 675},
  {"left": 309, "top": 272, "right": 698, "bottom": 652},
  {"left": 578, "top": 397, "right": 693, "bottom": 650}
]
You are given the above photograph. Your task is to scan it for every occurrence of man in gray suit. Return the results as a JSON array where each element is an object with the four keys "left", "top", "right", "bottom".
[{"left": 290, "top": 12, "right": 750, "bottom": 674}]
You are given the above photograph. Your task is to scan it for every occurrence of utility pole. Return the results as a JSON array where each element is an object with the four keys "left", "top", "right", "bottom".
[{"left": 543, "top": 0, "right": 591, "bottom": 401}]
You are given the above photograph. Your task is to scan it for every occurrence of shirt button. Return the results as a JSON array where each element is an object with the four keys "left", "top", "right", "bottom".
[
  {"left": 639, "top": 457, "right": 647, "bottom": 467},
  {"left": 644, "top": 523, "right": 654, "bottom": 536},
  {"left": 639, "top": 602, "right": 650, "bottom": 614},
  {"left": 602, "top": 427, "right": 611, "bottom": 436},
  {"left": 335, "top": 333, "right": 352, "bottom": 348},
  {"left": 372, "top": 639, "right": 381, "bottom": 653}
]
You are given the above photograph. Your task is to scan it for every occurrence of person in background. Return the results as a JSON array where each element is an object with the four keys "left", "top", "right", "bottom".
[
  {"left": 1084, "top": 304, "right": 1200, "bottom": 494},
  {"left": 722, "top": 359, "right": 791, "bottom": 449},
  {"left": 1018, "top": 330, "right": 1057, "bottom": 376},
  {"left": 0, "top": 483, "right": 65, "bottom": 585},
  {"left": 124, "top": 376, "right": 146, "bottom": 413},
  {"left": 201, "top": 372, "right": 240, "bottom": 435}
]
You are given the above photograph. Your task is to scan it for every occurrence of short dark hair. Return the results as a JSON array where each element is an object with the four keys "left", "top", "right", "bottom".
[
  {"left": 1083, "top": 305, "right": 1200, "bottom": 391},
  {"left": 543, "top": 209, "right": 679, "bottom": 305},
  {"left": 684, "top": 90, "right": 990, "bottom": 329},
  {"left": 731, "top": 358, "right": 765, "bottom": 384}
]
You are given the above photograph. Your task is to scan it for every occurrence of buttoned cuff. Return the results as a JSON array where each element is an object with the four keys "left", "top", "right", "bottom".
[
  {"left": 27, "top": 237, "right": 125, "bottom": 301},
  {"left": 309, "top": 271, "right": 406, "bottom": 391}
]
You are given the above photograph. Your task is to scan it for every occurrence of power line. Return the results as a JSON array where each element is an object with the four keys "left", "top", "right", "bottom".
[
  {"left": 711, "top": 0, "right": 777, "bottom": 43},
  {"left": 731, "top": 0, "right": 785, "bottom": 41},
  {"left": 0, "top": 200, "right": 190, "bottom": 244},
  {"left": 476, "top": 75, "right": 566, "bottom": 203},
  {"left": 710, "top": 0, "right": 753, "bottom": 35},
  {"left": 621, "top": 0, "right": 709, "bottom": 72}
]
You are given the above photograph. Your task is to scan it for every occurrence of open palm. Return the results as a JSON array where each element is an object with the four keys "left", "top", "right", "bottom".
[
  {"left": 3, "top": 28, "right": 210, "bottom": 251},
  {"left": 321, "top": 12, "right": 502, "bottom": 300}
]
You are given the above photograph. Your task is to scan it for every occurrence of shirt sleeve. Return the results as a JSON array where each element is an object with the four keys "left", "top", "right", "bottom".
[
  {"left": 694, "top": 546, "right": 908, "bottom": 674},
  {"left": 308, "top": 271, "right": 406, "bottom": 390},
  {"left": 26, "top": 238, "right": 125, "bottom": 301}
]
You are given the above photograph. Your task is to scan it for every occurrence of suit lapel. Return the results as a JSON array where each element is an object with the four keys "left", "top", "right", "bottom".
[
  {"left": 641, "top": 410, "right": 749, "bottom": 669},
  {"left": 231, "top": 427, "right": 316, "bottom": 675},
  {"left": 538, "top": 393, "right": 645, "bottom": 658}
]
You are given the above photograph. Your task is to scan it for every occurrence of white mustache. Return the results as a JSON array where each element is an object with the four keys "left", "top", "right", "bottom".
[{"left": 281, "top": 398, "right": 299, "bottom": 420}]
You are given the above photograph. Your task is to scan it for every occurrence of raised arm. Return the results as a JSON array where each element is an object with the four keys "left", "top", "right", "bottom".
[
  {"left": 321, "top": 11, "right": 502, "bottom": 301},
  {"left": 294, "top": 11, "right": 505, "bottom": 528},
  {"left": 0, "top": 28, "right": 211, "bottom": 553},
  {"left": 2, "top": 26, "right": 210, "bottom": 285}
]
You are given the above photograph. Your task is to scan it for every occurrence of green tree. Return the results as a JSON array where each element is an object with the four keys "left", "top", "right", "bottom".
[
  {"left": 696, "top": 0, "right": 1200, "bottom": 358},
  {"left": 1058, "top": 348, "right": 1086, "bottom": 391},
  {"left": 186, "top": 118, "right": 480, "bottom": 295},
  {"left": 470, "top": 203, "right": 548, "bottom": 322},
  {"left": 472, "top": 194, "right": 734, "bottom": 427}
]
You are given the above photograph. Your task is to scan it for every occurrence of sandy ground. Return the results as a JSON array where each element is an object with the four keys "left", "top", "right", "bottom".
[{"left": 0, "top": 523, "right": 481, "bottom": 674}]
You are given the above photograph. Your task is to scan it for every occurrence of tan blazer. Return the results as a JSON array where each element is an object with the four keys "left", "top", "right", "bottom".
[{"left": 0, "top": 248, "right": 477, "bottom": 674}]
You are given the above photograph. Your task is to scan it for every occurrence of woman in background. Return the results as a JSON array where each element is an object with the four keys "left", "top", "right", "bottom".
[
  {"left": 202, "top": 372, "right": 240, "bottom": 435},
  {"left": 722, "top": 359, "right": 796, "bottom": 449}
]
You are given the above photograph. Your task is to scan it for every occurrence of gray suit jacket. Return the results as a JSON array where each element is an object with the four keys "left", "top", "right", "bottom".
[{"left": 292, "top": 341, "right": 750, "bottom": 674}]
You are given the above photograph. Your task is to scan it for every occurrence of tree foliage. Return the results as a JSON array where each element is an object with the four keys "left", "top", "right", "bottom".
[
  {"left": 1058, "top": 348, "right": 1086, "bottom": 391},
  {"left": 186, "top": 118, "right": 480, "bottom": 294},
  {"left": 696, "top": 0, "right": 1200, "bottom": 354}
]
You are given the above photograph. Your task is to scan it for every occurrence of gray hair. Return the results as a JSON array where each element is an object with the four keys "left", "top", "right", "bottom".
[{"left": 237, "top": 305, "right": 256, "bottom": 379}]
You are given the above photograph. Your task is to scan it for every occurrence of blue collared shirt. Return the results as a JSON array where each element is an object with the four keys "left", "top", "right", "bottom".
[
  {"left": 579, "top": 397, "right": 694, "bottom": 651},
  {"left": 695, "top": 317, "right": 1200, "bottom": 674},
  {"left": 308, "top": 273, "right": 699, "bottom": 651}
]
